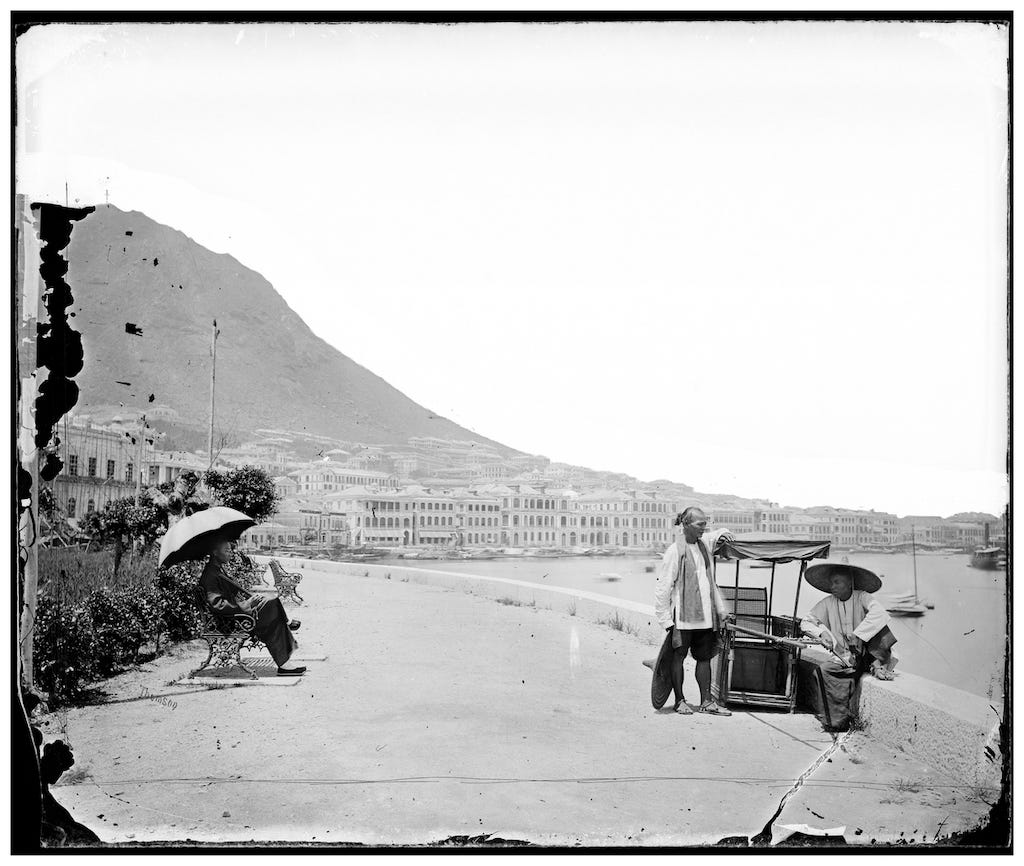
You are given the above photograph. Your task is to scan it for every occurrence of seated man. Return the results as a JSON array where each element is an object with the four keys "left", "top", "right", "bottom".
[
  {"left": 199, "top": 536, "right": 305, "bottom": 676},
  {"left": 800, "top": 562, "right": 897, "bottom": 731}
]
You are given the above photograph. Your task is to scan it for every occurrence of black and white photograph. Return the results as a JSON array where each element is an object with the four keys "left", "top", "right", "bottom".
[{"left": 12, "top": 13, "right": 1011, "bottom": 850}]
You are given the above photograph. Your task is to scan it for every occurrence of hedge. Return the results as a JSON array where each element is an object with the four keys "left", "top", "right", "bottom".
[{"left": 32, "top": 556, "right": 204, "bottom": 704}]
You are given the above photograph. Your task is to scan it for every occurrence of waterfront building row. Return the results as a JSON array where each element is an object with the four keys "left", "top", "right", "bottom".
[
  {"left": 705, "top": 506, "right": 1005, "bottom": 548},
  {"left": 257, "top": 482, "right": 681, "bottom": 549},
  {"left": 45, "top": 417, "right": 1000, "bottom": 554}
]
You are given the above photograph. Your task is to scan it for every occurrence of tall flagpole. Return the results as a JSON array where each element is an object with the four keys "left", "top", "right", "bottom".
[{"left": 208, "top": 319, "right": 218, "bottom": 471}]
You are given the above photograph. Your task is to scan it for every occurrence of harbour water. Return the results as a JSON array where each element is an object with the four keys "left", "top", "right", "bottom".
[{"left": 379, "top": 552, "right": 1007, "bottom": 703}]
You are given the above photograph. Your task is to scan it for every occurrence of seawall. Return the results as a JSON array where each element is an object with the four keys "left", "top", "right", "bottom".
[{"left": 255, "top": 555, "right": 1003, "bottom": 792}]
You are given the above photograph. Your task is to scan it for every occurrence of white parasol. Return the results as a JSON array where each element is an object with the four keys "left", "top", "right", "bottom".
[{"left": 158, "top": 506, "right": 256, "bottom": 568}]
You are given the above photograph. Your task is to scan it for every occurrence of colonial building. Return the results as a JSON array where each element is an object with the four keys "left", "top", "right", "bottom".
[
  {"left": 708, "top": 508, "right": 759, "bottom": 536},
  {"left": 803, "top": 507, "right": 898, "bottom": 547},
  {"left": 452, "top": 489, "right": 503, "bottom": 547},
  {"left": 757, "top": 509, "right": 792, "bottom": 535},
  {"left": 51, "top": 416, "right": 156, "bottom": 519},
  {"left": 787, "top": 513, "right": 833, "bottom": 541},
  {"left": 324, "top": 486, "right": 459, "bottom": 547},
  {"left": 288, "top": 462, "right": 399, "bottom": 494},
  {"left": 576, "top": 489, "right": 676, "bottom": 548},
  {"left": 146, "top": 450, "right": 208, "bottom": 487},
  {"left": 219, "top": 440, "right": 297, "bottom": 476},
  {"left": 497, "top": 485, "right": 579, "bottom": 548}
]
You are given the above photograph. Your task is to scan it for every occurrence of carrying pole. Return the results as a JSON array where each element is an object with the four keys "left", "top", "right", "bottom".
[
  {"left": 791, "top": 561, "right": 806, "bottom": 624},
  {"left": 768, "top": 562, "right": 776, "bottom": 619}
]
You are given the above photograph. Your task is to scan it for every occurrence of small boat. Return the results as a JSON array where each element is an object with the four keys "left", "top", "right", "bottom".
[
  {"left": 599, "top": 572, "right": 622, "bottom": 582},
  {"left": 750, "top": 562, "right": 774, "bottom": 569},
  {"left": 887, "top": 526, "right": 928, "bottom": 617},
  {"left": 644, "top": 565, "right": 655, "bottom": 573},
  {"left": 343, "top": 548, "right": 390, "bottom": 561},
  {"left": 893, "top": 592, "right": 935, "bottom": 610},
  {"left": 886, "top": 601, "right": 928, "bottom": 617},
  {"left": 970, "top": 547, "right": 1006, "bottom": 570}
]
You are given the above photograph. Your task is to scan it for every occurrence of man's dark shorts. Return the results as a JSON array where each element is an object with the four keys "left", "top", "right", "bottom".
[{"left": 670, "top": 627, "right": 718, "bottom": 662}]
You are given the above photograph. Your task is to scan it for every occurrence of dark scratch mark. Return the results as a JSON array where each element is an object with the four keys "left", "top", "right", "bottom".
[{"left": 115, "top": 380, "right": 131, "bottom": 387}]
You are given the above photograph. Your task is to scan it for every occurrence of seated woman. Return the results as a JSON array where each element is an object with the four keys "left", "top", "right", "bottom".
[
  {"left": 199, "top": 535, "right": 305, "bottom": 676},
  {"left": 800, "top": 562, "right": 897, "bottom": 731}
]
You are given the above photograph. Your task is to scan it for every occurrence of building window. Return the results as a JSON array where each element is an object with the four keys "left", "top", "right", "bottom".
[
  {"left": 107, "top": 459, "right": 116, "bottom": 479},
  {"left": 126, "top": 463, "right": 134, "bottom": 483},
  {"left": 69, "top": 455, "right": 78, "bottom": 476},
  {"left": 87, "top": 457, "right": 97, "bottom": 477},
  {"left": 67, "top": 497, "right": 76, "bottom": 517},
  {"left": 87, "top": 499, "right": 96, "bottom": 513}
]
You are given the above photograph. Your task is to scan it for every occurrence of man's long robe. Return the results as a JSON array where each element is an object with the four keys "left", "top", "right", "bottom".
[
  {"left": 800, "top": 590, "right": 896, "bottom": 730},
  {"left": 199, "top": 559, "right": 296, "bottom": 667}
]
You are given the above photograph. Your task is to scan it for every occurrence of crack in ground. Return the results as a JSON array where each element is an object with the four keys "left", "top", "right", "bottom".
[{"left": 748, "top": 731, "right": 851, "bottom": 846}]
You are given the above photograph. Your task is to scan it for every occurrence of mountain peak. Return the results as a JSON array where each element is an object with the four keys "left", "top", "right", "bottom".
[{"left": 62, "top": 205, "right": 515, "bottom": 453}]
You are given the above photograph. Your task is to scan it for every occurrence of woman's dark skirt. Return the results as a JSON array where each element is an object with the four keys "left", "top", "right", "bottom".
[{"left": 254, "top": 597, "right": 296, "bottom": 667}]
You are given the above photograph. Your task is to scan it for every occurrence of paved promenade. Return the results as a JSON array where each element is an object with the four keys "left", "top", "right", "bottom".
[{"left": 44, "top": 567, "right": 993, "bottom": 846}]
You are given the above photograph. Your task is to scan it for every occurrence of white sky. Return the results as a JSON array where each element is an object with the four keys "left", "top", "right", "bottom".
[{"left": 15, "top": 20, "right": 1010, "bottom": 517}]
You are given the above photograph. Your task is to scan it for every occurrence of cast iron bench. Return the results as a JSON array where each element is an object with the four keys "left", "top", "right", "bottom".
[
  {"left": 268, "top": 559, "right": 304, "bottom": 605},
  {"left": 190, "top": 585, "right": 266, "bottom": 680},
  {"left": 224, "top": 552, "right": 268, "bottom": 591}
]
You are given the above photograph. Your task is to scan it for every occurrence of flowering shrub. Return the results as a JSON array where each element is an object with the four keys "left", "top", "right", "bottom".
[
  {"left": 156, "top": 561, "right": 204, "bottom": 642},
  {"left": 34, "top": 551, "right": 203, "bottom": 705},
  {"left": 33, "top": 596, "right": 97, "bottom": 703},
  {"left": 87, "top": 587, "right": 161, "bottom": 675}
]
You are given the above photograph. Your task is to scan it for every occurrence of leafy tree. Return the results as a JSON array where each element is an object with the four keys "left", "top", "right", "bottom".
[
  {"left": 203, "top": 466, "right": 279, "bottom": 524},
  {"left": 90, "top": 491, "right": 170, "bottom": 572}
]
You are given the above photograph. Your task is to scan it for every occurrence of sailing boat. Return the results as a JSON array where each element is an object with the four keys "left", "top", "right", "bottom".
[{"left": 887, "top": 525, "right": 928, "bottom": 616}]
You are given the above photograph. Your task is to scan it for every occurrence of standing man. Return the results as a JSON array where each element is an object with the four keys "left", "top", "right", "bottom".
[{"left": 654, "top": 507, "right": 733, "bottom": 716}]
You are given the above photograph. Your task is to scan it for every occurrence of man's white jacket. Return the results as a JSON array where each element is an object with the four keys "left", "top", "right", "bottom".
[{"left": 654, "top": 529, "right": 732, "bottom": 630}]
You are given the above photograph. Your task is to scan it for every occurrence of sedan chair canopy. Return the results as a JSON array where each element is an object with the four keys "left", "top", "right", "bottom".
[{"left": 714, "top": 532, "right": 832, "bottom": 623}]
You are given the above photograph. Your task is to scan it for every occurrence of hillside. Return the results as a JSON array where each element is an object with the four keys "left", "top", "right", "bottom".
[{"left": 63, "top": 205, "right": 516, "bottom": 453}]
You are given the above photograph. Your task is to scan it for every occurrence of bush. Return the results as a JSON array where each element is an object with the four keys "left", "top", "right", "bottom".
[
  {"left": 33, "top": 549, "right": 204, "bottom": 705},
  {"left": 203, "top": 466, "right": 279, "bottom": 523},
  {"left": 33, "top": 596, "right": 97, "bottom": 703},
  {"left": 87, "top": 586, "right": 161, "bottom": 675},
  {"left": 156, "top": 561, "right": 204, "bottom": 642}
]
